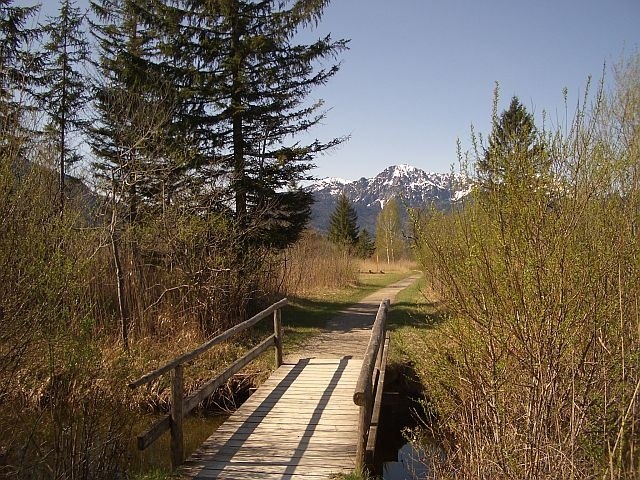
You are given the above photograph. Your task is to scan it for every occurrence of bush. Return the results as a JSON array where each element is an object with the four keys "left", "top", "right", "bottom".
[{"left": 412, "top": 56, "right": 640, "bottom": 479}]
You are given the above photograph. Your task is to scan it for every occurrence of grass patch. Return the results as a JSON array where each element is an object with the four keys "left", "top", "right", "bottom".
[
  {"left": 330, "top": 468, "right": 372, "bottom": 480},
  {"left": 281, "top": 267, "right": 416, "bottom": 353},
  {"left": 386, "top": 276, "right": 446, "bottom": 383}
]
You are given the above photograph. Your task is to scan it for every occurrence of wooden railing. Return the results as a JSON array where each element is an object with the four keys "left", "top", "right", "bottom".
[
  {"left": 128, "top": 298, "right": 288, "bottom": 470},
  {"left": 353, "top": 299, "right": 390, "bottom": 470}
]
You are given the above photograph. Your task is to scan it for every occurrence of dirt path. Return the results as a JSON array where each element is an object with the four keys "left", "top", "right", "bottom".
[{"left": 285, "top": 272, "right": 423, "bottom": 362}]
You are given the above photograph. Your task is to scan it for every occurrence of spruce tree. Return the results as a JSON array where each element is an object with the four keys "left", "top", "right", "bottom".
[
  {"left": 356, "top": 228, "right": 375, "bottom": 258},
  {"left": 89, "top": 0, "right": 171, "bottom": 220},
  {"left": 38, "top": 0, "right": 89, "bottom": 213},
  {"left": 478, "top": 96, "right": 548, "bottom": 192},
  {"left": 154, "top": 0, "right": 348, "bottom": 246},
  {"left": 0, "top": 0, "right": 41, "bottom": 157},
  {"left": 328, "top": 193, "right": 359, "bottom": 248}
]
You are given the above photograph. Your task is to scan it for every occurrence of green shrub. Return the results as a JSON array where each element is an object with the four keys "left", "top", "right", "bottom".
[{"left": 412, "top": 55, "right": 640, "bottom": 479}]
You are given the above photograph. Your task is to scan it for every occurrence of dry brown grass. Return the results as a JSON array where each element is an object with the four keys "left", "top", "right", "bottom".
[
  {"left": 279, "top": 229, "right": 359, "bottom": 295},
  {"left": 358, "top": 257, "right": 418, "bottom": 274}
]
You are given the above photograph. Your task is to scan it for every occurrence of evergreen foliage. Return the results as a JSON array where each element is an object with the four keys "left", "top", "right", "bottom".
[
  {"left": 38, "top": 0, "right": 90, "bottom": 212},
  {"left": 477, "top": 94, "right": 548, "bottom": 193},
  {"left": 166, "top": 0, "right": 348, "bottom": 246},
  {"left": 0, "top": 0, "right": 41, "bottom": 157},
  {"left": 355, "top": 228, "right": 375, "bottom": 258},
  {"left": 328, "top": 193, "right": 359, "bottom": 247},
  {"left": 87, "top": 0, "right": 347, "bottom": 247},
  {"left": 89, "top": 0, "right": 177, "bottom": 220}
]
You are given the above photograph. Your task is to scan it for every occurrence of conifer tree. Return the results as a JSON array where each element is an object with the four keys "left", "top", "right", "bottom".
[
  {"left": 153, "top": 0, "right": 348, "bottom": 246},
  {"left": 89, "top": 0, "right": 171, "bottom": 220},
  {"left": 39, "top": 0, "right": 89, "bottom": 213},
  {"left": 0, "top": 0, "right": 41, "bottom": 157},
  {"left": 478, "top": 96, "right": 548, "bottom": 192},
  {"left": 328, "top": 193, "right": 359, "bottom": 248},
  {"left": 356, "top": 228, "right": 375, "bottom": 258}
]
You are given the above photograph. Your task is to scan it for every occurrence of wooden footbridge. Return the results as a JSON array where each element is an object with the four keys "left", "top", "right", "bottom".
[{"left": 129, "top": 298, "right": 391, "bottom": 479}]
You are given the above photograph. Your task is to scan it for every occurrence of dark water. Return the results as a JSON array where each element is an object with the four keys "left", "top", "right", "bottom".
[
  {"left": 372, "top": 363, "right": 436, "bottom": 480},
  {"left": 383, "top": 442, "right": 431, "bottom": 479},
  {"left": 131, "top": 413, "right": 228, "bottom": 473}
]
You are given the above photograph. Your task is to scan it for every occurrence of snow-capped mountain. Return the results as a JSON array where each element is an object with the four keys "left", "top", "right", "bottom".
[{"left": 308, "top": 164, "right": 470, "bottom": 233}]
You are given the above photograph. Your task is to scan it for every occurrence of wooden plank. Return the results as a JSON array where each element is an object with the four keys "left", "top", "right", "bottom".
[
  {"left": 179, "top": 469, "right": 341, "bottom": 480},
  {"left": 179, "top": 358, "right": 362, "bottom": 479}
]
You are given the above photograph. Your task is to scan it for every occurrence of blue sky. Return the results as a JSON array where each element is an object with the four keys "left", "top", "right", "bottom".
[
  {"left": 306, "top": 0, "right": 640, "bottom": 180},
  {"left": 31, "top": 0, "right": 640, "bottom": 180}
]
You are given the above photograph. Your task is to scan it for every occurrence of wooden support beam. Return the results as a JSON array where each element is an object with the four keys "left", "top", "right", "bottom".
[
  {"left": 273, "top": 308, "right": 283, "bottom": 367},
  {"left": 137, "top": 415, "right": 170, "bottom": 451},
  {"left": 171, "top": 364, "right": 184, "bottom": 469}
]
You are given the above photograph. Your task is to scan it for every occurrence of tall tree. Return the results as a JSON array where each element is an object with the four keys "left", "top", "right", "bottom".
[
  {"left": 355, "top": 228, "right": 375, "bottom": 258},
  {"left": 328, "top": 193, "right": 358, "bottom": 248},
  {"left": 89, "top": 0, "right": 173, "bottom": 220},
  {"left": 39, "top": 0, "right": 89, "bottom": 214},
  {"left": 477, "top": 95, "right": 548, "bottom": 192},
  {"left": 158, "top": 0, "right": 348, "bottom": 246},
  {"left": 375, "top": 196, "right": 402, "bottom": 264},
  {"left": 0, "top": 0, "right": 41, "bottom": 157}
]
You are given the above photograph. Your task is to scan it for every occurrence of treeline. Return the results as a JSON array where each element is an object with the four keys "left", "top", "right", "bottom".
[
  {"left": 0, "top": 1, "right": 346, "bottom": 478},
  {"left": 413, "top": 56, "right": 640, "bottom": 478},
  {"left": 1, "top": 0, "right": 347, "bottom": 342},
  {"left": 327, "top": 192, "right": 411, "bottom": 262}
]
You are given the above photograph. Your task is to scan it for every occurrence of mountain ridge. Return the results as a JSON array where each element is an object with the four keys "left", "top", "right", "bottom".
[{"left": 307, "top": 164, "right": 470, "bottom": 233}]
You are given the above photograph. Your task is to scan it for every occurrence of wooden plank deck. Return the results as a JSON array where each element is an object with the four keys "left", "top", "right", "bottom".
[{"left": 178, "top": 357, "right": 362, "bottom": 479}]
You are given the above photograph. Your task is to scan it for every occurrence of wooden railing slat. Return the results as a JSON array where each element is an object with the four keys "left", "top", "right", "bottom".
[
  {"left": 366, "top": 333, "right": 390, "bottom": 464},
  {"left": 137, "top": 415, "right": 170, "bottom": 450},
  {"left": 129, "top": 299, "right": 288, "bottom": 388},
  {"left": 353, "top": 300, "right": 388, "bottom": 405},
  {"left": 354, "top": 298, "right": 389, "bottom": 470},
  {"left": 183, "top": 335, "right": 275, "bottom": 414}
]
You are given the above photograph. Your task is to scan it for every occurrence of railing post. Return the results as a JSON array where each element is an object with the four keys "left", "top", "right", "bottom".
[
  {"left": 170, "top": 364, "right": 184, "bottom": 470},
  {"left": 273, "top": 308, "right": 283, "bottom": 367},
  {"left": 356, "top": 386, "right": 372, "bottom": 469}
]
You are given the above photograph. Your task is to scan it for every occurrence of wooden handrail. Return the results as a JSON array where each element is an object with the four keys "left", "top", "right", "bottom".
[
  {"left": 354, "top": 299, "right": 389, "bottom": 470},
  {"left": 128, "top": 298, "right": 288, "bottom": 470},
  {"left": 129, "top": 298, "right": 288, "bottom": 389}
]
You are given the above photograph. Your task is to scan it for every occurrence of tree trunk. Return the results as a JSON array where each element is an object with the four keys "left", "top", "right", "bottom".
[
  {"left": 110, "top": 172, "right": 129, "bottom": 351},
  {"left": 111, "top": 233, "right": 129, "bottom": 352},
  {"left": 231, "top": 5, "right": 246, "bottom": 222},
  {"left": 59, "top": 26, "right": 68, "bottom": 217}
]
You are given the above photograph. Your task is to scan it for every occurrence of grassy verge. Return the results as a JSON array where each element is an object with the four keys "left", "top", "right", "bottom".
[
  {"left": 280, "top": 267, "right": 415, "bottom": 354},
  {"left": 330, "top": 469, "right": 372, "bottom": 480},
  {"left": 386, "top": 275, "right": 445, "bottom": 378}
]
